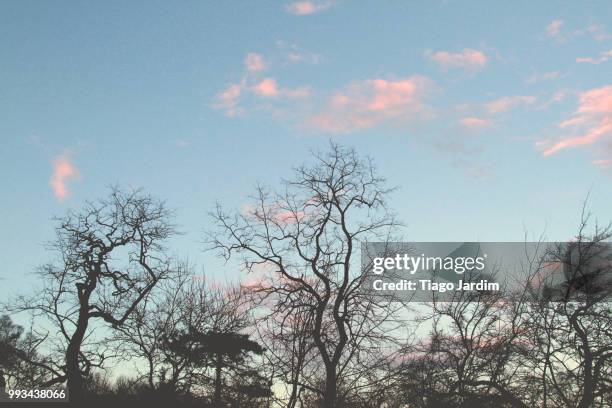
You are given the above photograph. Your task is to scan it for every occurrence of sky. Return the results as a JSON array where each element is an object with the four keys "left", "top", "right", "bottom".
[{"left": 1, "top": 0, "right": 611, "bottom": 301}]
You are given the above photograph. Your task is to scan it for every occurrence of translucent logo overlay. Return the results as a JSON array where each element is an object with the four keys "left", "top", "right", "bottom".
[{"left": 361, "top": 242, "right": 612, "bottom": 302}]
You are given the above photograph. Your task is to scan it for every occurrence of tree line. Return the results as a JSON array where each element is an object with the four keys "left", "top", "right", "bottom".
[{"left": 1, "top": 143, "right": 611, "bottom": 407}]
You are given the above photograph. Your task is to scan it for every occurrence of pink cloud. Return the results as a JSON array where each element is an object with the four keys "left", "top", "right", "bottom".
[
  {"left": 576, "top": 50, "right": 612, "bottom": 65},
  {"left": 50, "top": 155, "right": 80, "bottom": 201},
  {"left": 424, "top": 48, "right": 488, "bottom": 71},
  {"left": 214, "top": 83, "right": 243, "bottom": 117},
  {"left": 586, "top": 24, "right": 612, "bottom": 42},
  {"left": 276, "top": 41, "right": 322, "bottom": 65},
  {"left": 544, "top": 21, "right": 609, "bottom": 43},
  {"left": 309, "top": 76, "right": 433, "bottom": 133},
  {"left": 459, "top": 117, "right": 492, "bottom": 129},
  {"left": 546, "top": 19, "right": 564, "bottom": 38},
  {"left": 285, "top": 1, "right": 332, "bottom": 15},
  {"left": 244, "top": 52, "right": 267, "bottom": 72},
  {"left": 253, "top": 78, "right": 279, "bottom": 97},
  {"left": 214, "top": 76, "right": 311, "bottom": 117},
  {"left": 541, "top": 120, "right": 612, "bottom": 156},
  {"left": 241, "top": 202, "right": 306, "bottom": 225},
  {"left": 593, "top": 159, "right": 612, "bottom": 169},
  {"left": 250, "top": 78, "right": 310, "bottom": 99},
  {"left": 539, "top": 85, "right": 612, "bottom": 157},
  {"left": 576, "top": 86, "right": 612, "bottom": 114},
  {"left": 486, "top": 95, "right": 537, "bottom": 115},
  {"left": 533, "top": 91, "right": 566, "bottom": 111},
  {"left": 214, "top": 47, "right": 314, "bottom": 115},
  {"left": 273, "top": 210, "right": 306, "bottom": 224}
]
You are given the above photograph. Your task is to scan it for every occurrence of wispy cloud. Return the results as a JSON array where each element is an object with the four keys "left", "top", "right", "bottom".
[
  {"left": 309, "top": 76, "right": 433, "bottom": 133},
  {"left": 454, "top": 94, "right": 549, "bottom": 130},
  {"left": 275, "top": 41, "right": 323, "bottom": 66},
  {"left": 250, "top": 78, "right": 311, "bottom": 99},
  {"left": 214, "top": 78, "right": 310, "bottom": 116},
  {"left": 50, "top": 155, "right": 80, "bottom": 201},
  {"left": 285, "top": 1, "right": 334, "bottom": 15},
  {"left": 286, "top": 49, "right": 321, "bottom": 65},
  {"left": 526, "top": 70, "right": 562, "bottom": 84},
  {"left": 546, "top": 19, "right": 564, "bottom": 39},
  {"left": 424, "top": 48, "right": 488, "bottom": 71},
  {"left": 214, "top": 83, "right": 243, "bottom": 117},
  {"left": 586, "top": 24, "right": 612, "bottom": 42},
  {"left": 536, "top": 90, "right": 566, "bottom": 110},
  {"left": 244, "top": 53, "right": 267, "bottom": 73},
  {"left": 537, "top": 85, "right": 612, "bottom": 157},
  {"left": 213, "top": 49, "right": 315, "bottom": 117},
  {"left": 486, "top": 95, "right": 537, "bottom": 115},
  {"left": 545, "top": 20, "right": 611, "bottom": 43},
  {"left": 214, "top": 64, "right": 432, "bottom": 134},
  {"left": 593, "top": 159, "right": 612, "bottom": 169},
  {"left": 576, "top": 49, "right": 612, "bottom": 65},
  {"left": 459, "top": 117, "right": 492, "bottom": 129}
]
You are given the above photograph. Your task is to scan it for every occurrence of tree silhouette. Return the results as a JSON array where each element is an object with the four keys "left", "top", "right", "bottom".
[
  {"left": 10, "top": 187, "right": 177, "bottom": 403},
  {"left": 209, "top": 143, "right": 404, "bottom": 407},
  {"left": 0, "top": 315, "right": 22, "bottom": 371},
  {"left": 168, "top": 329, "right": 266, "bottom": 407}
]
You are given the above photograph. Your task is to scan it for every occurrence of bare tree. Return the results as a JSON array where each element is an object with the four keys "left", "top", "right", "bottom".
[
  {"left": 0, "top": 315, "right": 22, "bottom": 373},
  {"left": 254, "top": 295, "right": 320, "bottom": 407},
  {"left": 10, "top": 187, "right": 177, "bottom": 402},
  {"left": 520, "top": 210, "right": 612, "bottom": 408},
  {"left": 394, "top": 207, "right": 612, "bottom": 408},
  {"left": 116, "top": 273, "right": 263, "bottom": 405},
  {"left": 208, "top": 143, "right": 403, "bottom": 407},
  {"left": 412, "top": 289, "right": 532, "bottom": 408},
  {"left": 0, "top": 315, "right": 61, "bottom": 389}
]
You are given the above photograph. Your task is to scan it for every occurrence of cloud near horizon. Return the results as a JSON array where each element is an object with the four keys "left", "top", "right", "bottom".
[
  {"left": 424, "top": 48, "right": 488, "bottom": 71},
  {"left": 309, "top": 76, "right": 434, "bottom": 133},
  {"left": 538, "top": 85, "right": 612, "bottom": 158},
  {"left": 50, "top": 155, "right": 81, "bottom": 201}
]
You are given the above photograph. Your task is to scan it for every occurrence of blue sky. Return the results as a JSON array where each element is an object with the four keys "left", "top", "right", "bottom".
[{"left": 1, "top": 0, "right": 611, "bottom": 300}]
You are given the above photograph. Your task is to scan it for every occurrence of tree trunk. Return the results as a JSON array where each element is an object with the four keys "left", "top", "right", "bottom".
[
  {"left": 214, "top": 352, "right": 223, "bottom": 407},
  {"left": 66, "top": 277, "right": 96, "bottom": 404},
  {"left": 578, "top": 355, "right": 594, "bottom": 408},
  {"left": 287, "top": 381, "right": 299, "bottom": 408},
  {"left": 323, "top": 366, "right": 337, "bottom": 408},
  {"left": 65, "top": 307, "right": 90, "bottom": 403}
]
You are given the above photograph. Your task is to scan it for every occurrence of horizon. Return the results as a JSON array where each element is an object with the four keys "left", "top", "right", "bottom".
[{"left": 1, "top": 0, "right": 611, "bottom": 314}]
